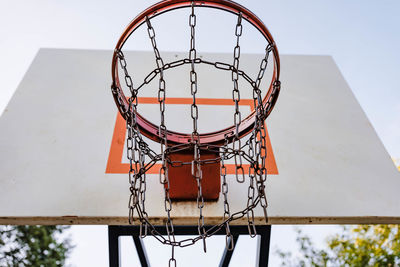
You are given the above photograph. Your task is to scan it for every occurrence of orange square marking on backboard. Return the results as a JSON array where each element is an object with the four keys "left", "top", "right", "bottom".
[{"left": 106, "top": 97, "right": 278, "bottom": 175}]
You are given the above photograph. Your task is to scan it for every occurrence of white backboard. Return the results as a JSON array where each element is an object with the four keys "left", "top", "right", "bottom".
[{"left": 0, "top": 48, "right": 399, "bottom": 225}]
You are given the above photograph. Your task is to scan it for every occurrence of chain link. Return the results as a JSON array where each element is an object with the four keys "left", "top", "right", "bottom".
[
  {"left": 146, "top": 16, "right": 176, "bottom": 248},
  {"left": 251, "top": 44, "right": 276, "bottom": 223},
  {"left": 132, "top": 194, "right": 262, "bottom": 248},
  {"left": 169, "top": 246, "right": 177, "bottom": 267},
  {"left": 113, "top": 6, "right": 281, "bottom": 265},
  {"left": 221, "top": 137, "right": 235, "bottom": 250},
  {"left": 254, "top": 43, "right": 274, "bottom": 119},
  {"left": 231, "top": 13, "right": 245, "bottom": 186},
  {"left": 189, "top": 2, "right": 199, "bottom": 140},
  {"left": 118, "top": 47, "right": 277, "bottom": 243},
  {"left": 116, "top": 43, "right": 275, "bottom": 229},
  {"left": 116, "top": 50, "right": 144, "bottom": 227},
  {"left": 188, "top": 2, "right": 207, "bottom": 253}
]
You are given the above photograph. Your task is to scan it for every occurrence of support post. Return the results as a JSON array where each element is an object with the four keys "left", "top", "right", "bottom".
[
  {"left": 108, "top": 226, "right": 121, "bottom": 267},
  {"left": 108, "top": 225, "right": 271, "bottom": 267},
  {"left": 132, "top": 235, "right": 150, "bottom": 267},
  {"left": 256, "top": 225, "right": 271, "bottom": 267}
]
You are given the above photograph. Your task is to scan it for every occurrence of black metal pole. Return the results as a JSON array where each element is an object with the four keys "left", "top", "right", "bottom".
[
  {"left": 132, "top": 235, "right": 150, "bottom": 267},
  {"left": 108, "top": 226, "right": 120, "bottom": 267},
  {"left": 256, "top": 225, "right": 271, "bottom": 267}
]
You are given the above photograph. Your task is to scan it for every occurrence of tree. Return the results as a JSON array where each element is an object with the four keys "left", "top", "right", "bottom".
[
  {"left": 0, "top": 225, "right": 73, "bottom": 267},
  {"left": 276, "top": 225, "right": 400, "bottom": 267}
]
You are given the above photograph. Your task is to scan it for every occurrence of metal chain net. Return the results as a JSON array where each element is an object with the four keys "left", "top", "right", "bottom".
[{"left": 114, "top": 4, "right": 281, "bottom": 266}]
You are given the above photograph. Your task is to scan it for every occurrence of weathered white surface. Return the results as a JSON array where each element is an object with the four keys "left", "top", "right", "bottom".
[{"left": 0, "top": 49, "right": 399, "bottom": 225}]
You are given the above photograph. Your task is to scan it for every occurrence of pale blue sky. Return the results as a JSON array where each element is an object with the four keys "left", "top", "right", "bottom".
[
  {"left": 1, "top": 0, "right": 399, "bottom": 266},
  {"left": 1, "top": 0, "right": 399, "bottom": 157}
]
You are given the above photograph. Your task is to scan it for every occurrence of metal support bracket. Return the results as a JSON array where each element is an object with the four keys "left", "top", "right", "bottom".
[{"left": 108, "top": 225, "right": 271, "bottom": 267}]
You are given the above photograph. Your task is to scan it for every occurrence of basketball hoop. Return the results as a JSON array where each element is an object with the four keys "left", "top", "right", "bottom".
[{"left": 110, "top": 0, "right": 280, "bottom": 264}]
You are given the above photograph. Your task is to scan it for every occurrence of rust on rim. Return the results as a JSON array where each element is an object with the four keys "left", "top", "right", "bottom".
[{"left": 111, "top": 0, "right": 280, "bottom": 145}]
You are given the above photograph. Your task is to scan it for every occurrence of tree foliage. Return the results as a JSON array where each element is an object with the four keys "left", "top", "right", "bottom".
[
  {"left": 277, "top": 225, "right": 400, "bottom": 267},
  {"left": 0, "top": 225, "right": 72, "bottom": 267}
]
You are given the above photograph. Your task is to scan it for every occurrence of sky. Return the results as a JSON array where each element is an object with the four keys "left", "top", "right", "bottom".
[
  {"left": 1, "top": 0, "right": 399, "bottom": 266},
  {"left": 1, "top": 0, "right": 399, "bottom": 157}
]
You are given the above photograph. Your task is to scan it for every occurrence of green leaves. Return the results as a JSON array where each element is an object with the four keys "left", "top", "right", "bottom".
[
  {"left": 0, "top": 225, "right": 73, "bottom": 267},
  {"left": 276, "top": 225, "right": 400, "bottom": 267}
]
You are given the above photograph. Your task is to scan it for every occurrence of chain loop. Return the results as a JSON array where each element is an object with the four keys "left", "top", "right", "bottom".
[
  {"left": 231, "top": 13, "right": 245, "bottom": 186},
  {"left": 146, "top": 16, "right": 176, "bottom": 245},
  {"left": 113, "top": 5, "right": 281, "bottom": 265},
  {"left": 188, "top": 2, "right": 207, "bottom": 253}
]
